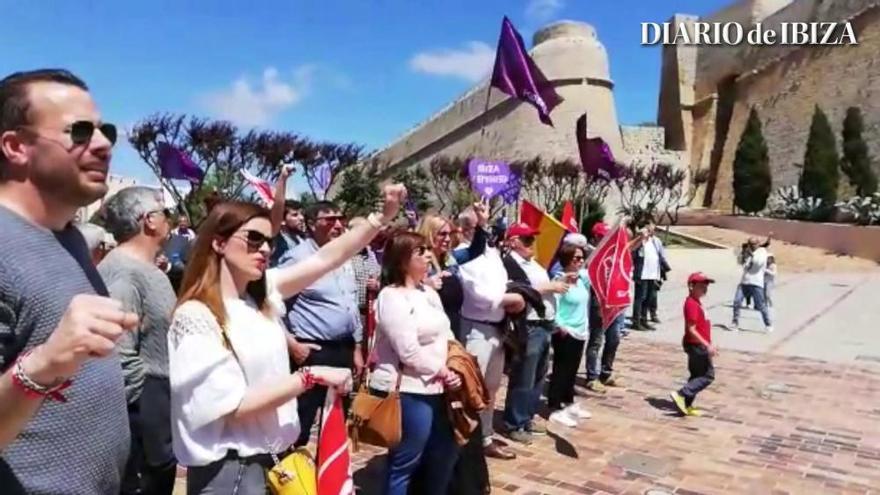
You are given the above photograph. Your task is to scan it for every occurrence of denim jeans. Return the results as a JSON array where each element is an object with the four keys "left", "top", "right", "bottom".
[
  {"left": 585, "top": 313, "right": 625, "bottom": 382},
  {"left": 632, "top": 280, "right": 658, "bottom": 323},
  {"left": 733, "top": 284, "right": 772, "bottom": 326},
  {"left": 384, "top": 393, "right": 459, "bottom": 495},
  {"left": 503, "top": 322, "right": 552, "bottom": 431},
  {"left": 678, "top": 343, "right": 715, "bottom": 407}
]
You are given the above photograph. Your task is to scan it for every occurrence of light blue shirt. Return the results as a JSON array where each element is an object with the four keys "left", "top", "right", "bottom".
[
  {"left": 554, "top": 272, "right": 590, "bottom": 340},
  {"left": 278, "top": 238, "right": 363, "bottom": 343}
]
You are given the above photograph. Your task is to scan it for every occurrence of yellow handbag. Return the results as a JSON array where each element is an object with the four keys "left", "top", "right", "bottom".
[{"left": 266, "top": 447, "right": 317, "bottom": 495}]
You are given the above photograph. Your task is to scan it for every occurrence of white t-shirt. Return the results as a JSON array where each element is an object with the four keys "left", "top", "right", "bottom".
[
  {"left": 741, "top": 247, "right": 768, "bottom": 287},
  {"left": 459, "top": 247, "right": 509, "bottom": 323},
  {"left": 167, "top": 269, "right": 299, "bottom": 467},
  {"left": 641, "top": 237, "right": 661, "bottom": 281},
  {"left": 510, "top": 251, "right": 556, "bottom": 321}
]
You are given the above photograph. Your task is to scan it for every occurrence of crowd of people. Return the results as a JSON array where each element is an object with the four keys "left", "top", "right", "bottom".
[{"left": 0, "top": 68, "right": 773, "bottom": 495}]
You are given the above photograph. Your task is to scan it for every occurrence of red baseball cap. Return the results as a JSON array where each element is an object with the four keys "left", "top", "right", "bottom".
[
  {"left": 506, "top": 222, "right": 540, "bottom": 239},
  {"left": 687, "top": 272, "right": 715, "bottom": 284},
  {"left": 590, "top": 222, "right": 609, "bottom": 239}
]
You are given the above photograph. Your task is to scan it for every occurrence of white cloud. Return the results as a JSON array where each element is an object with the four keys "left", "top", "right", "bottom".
[
  {"left": 525, "top": 0, "right": 564, "bottom": 23},
  {"left": 198, "top": 66, "right": 315, "bottom": 126},
  {"left": 409, "top": 42, "right": 495, "bottom": 82}
]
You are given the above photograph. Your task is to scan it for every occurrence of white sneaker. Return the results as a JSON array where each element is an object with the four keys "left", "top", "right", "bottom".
[
  {"left": 765, "top": 326, "right": 774, "bottom": 333},
  {"left": 549, "top": 409, "right": 578, "bottom": 428},
  {"left": 565, "top": 403, "right": 592, "bottom": 420}
]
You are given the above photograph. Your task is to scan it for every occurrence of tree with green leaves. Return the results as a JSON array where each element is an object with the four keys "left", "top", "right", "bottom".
[
  {"left": 800, "top": 105, "right": 840, "bottom": 208},
  {"left": 732, "top": 108, "right": 772, "bottom": 214},
  {"left": 391, "top": 167, "right": 433, "bottom": 213},
  {"left": 841, "top": 107, "right": 877, "bottom": 197},
  {"left": 333, "top": 166, "right": 381, "bottom": 218}
]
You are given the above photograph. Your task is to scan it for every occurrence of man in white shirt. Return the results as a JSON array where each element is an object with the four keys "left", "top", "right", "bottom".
[
  {"left": 730, "top": 237, "right": 773, "bottom": 332},
  {"left": 632, "top": 221, "right": 667, "bottom": 330},
  {"left": 500, "top": 223, "right": 569, "bottom": 445},
  {"left": 459, "top": 239, "right": 525, "bottom": 460}
]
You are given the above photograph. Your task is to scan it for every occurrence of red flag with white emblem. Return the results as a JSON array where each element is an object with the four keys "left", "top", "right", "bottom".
[
  {"left": 586, "top": 224, "right": 633, "bottom": 329},
  {"left": 560, "top": 201, "right": 578, "bottom": 233},
  {"left": 240, "top": 169, "right": 275, "bottom": 207},
  {"left": 317, "top": 389, "right": 354, "bottom": 495}
]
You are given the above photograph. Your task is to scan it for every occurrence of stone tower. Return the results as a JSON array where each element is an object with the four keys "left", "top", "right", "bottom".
[{"left": 372, "top": 20, "right": 625, "bottom": 176}]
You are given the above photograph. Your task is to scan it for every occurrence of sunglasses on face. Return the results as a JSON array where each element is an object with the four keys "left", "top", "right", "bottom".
[
  {"left": 68, "top": 121, "right": 117, "bottom": 146},
  {"left": 519, "top": 236, "right": 536, "bottom": 247},
  {"left": 316, "top": 215, "right": 345, "bottom": 224},
  {"left": 415, "top": 246, "right": 429, "bottom": 256},
  {"left": 572, "top": 256, "right": 585, "bottom": 262},
  {"left": 236, "top": 230, "right": 275, "bottom": 251}
]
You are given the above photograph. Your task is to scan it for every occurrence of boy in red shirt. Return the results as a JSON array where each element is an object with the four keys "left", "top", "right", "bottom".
[{"left": 670, "top": 272, "right": 717, "bottom": 416}]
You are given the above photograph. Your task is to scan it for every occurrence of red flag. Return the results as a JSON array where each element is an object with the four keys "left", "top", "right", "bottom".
[
  {"left": 586, "top": 225, "right": 633, "bottom": 329},
  {"left": 240, "top": 169, "right": 275, "bottom": 207},
  {"left": 561, "top": 201, "right": 578, "bottom": 233},
  {"left": 317, "top": 389, "right": 354, "bottom": 495},
  {"left": 519, "top": 200, "right": 543, "bottom": 229}
]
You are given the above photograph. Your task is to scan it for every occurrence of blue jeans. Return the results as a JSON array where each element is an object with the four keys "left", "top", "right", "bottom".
[
  {"left": 733, "top": 284, "right": 772, "bottom": 326},
  {"left": 384, "top": 393, "right": 459, "bottom": 495},
  {"left": 503, "top": 323, "right": 552, "bottom": 431},
  {"left": 586, "top": 313, "right": 625, "bottom": 382}
]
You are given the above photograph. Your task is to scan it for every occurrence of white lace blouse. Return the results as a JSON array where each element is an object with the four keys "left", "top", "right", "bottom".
[{"left": 167, "top": 269, "right": 300, "bottom": 467}]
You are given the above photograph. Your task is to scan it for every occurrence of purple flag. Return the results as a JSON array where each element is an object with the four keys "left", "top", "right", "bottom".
[
  {"left": 576, "top": 113, "right": 623, "bottom": 180},
  {"left": 157, "top": 143, "right": 204, "bottom": 183},
  {"left": 468, "top": 158, "right": 514, "bottom": 200},
  {"left": 308, "top": 163, "right": 334, "bottom": 200},
  {"left": 499, "top": 170, "right": 522, "bottom": 205},
  {"left": 490, "top": 16, "right": 563, "bottom": 126}
]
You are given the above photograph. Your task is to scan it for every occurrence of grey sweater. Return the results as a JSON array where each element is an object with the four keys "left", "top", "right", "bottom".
[
  {"left": 98, "top": 248, "right": 176, "bottom": 403},
  {"left": 0, "top": 206, "right": 129, "bottom": 494}
]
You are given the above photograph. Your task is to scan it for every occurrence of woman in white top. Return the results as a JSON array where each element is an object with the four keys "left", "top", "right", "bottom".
[
  {"left": 368, "top": 231, "right": 462, "bottom": 495},
  {"left": 168, "top": 185, "right": 406, "bottom": 495}
]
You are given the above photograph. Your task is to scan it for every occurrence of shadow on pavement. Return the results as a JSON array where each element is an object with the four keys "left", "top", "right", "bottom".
[{"left": 644, "top": 396, "right": 684, "bottom": 417}]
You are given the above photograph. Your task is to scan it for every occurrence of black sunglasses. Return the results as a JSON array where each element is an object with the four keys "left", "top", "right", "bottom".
[
  {"left": 239, "top": 230, "right": 276, "bottom": 251},
  {"left": 69, "top": 121, "right": 117, "bottom": 146},
  {"left": 415, "top": 246, "right": 429, "bottom": 256},
  {"left": 519, "top": 236, "right": 536, "bottom": 247}
]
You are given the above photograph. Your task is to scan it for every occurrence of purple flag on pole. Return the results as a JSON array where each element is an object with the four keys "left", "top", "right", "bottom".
[
  {"left": 499, "top": 171, "right": 522, "bottom": 205},
  {"left": 490, "top": 16, "right": 563, "bottom": 126},
  {"left": 576, "top": 113, "right": 623, "bottom": 180},
  {"left": 468, "top": 158, "right": 514, "bottom": 200},
  {"left": 157, "top": 143, "right": 204, "bottom": 183},
  {"left": 308, "top": 163, "right": 334, "bottom": 200}
]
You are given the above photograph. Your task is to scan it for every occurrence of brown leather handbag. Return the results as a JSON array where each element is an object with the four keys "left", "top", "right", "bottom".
[{"left": 348, "top": 363, "right": 402, "bottom": 451}]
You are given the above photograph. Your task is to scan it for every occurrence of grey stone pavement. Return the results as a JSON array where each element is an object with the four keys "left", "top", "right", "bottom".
[{"left": 641, "top": 248, "right": 880, "bottom": 365}]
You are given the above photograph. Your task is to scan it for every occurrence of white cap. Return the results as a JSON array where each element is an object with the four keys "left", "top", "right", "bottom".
[{"left": 562, "top": 233, "right": 588, "bottom": 248}]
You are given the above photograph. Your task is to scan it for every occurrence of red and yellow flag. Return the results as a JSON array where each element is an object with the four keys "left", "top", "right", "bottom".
[{"left": 520, "top": 200, "right": 567, "bottom": 269}]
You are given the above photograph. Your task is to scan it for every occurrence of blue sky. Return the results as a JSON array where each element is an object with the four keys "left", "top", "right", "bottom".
[{"left": 3, "top": 0, "right": 730, "bottom": 193}]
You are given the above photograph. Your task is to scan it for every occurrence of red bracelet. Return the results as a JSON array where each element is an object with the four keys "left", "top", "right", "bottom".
[
  {"left": 11, "top": 351, "right": 72, "bottom": 403},
  {"left": 299, "top": 367, "right": 317, "bottom": 389}
]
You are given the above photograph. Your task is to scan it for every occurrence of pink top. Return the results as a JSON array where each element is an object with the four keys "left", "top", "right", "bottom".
[{"left": 368, "top": 285, "right": 454, "bottom": 395}]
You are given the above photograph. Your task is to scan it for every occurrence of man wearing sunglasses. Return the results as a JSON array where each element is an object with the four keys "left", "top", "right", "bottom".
[
  {"left": 0, "top": 69, "right": 136, "bottom": 494},
  {"left": 98, "top": 187, "right": 178, "bottom": 495},
  {"left": 277, "top": 200, "right": 363, "bottom": 447}
]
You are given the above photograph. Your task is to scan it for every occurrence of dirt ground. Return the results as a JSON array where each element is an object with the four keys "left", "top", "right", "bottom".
[{"left": 673, "top": 225, "right": 880, "bottom": 274}]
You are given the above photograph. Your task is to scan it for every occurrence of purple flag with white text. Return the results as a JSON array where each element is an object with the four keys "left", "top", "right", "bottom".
[
  {"left": 490, "top": 16, "right": 562, "bottom": 126},
  {"left": 157, "top": 143, "right": 204, "bottom": 183}
]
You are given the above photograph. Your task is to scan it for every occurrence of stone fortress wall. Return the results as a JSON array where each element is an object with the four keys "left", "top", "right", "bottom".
[
  {"left": 660, "top": 0, "right": 880, "bottom": 209},
  {"left": 368, "top": 20, "right": 688, "bottom": 215}
]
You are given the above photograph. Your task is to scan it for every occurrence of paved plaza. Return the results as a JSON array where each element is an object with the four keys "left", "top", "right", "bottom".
[
  {"left": 349, "top": 237, "right": 880, "bottom": 494},
  {"left": 176, "top": 229, "right": 880, "bottom": 494}
]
